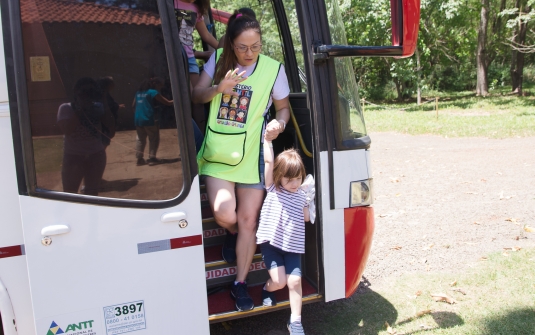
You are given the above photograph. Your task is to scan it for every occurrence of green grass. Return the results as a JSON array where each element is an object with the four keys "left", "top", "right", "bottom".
[
  {"left": 361, "top": 90, "right": 535, "bottom": 138},
  {"left": 313, "top": 248, "right": 535, "bottom": 335}
]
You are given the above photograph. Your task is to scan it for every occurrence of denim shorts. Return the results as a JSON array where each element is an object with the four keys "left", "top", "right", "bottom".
[
  {"left": 260, "top": 242, "right": 302, "bottom": 277},
  {"left": 236, "top": 145, "right": 265, "bottom": 190},
  {"left": 188, "top": 57, "right": 200, "bottom": 74}
]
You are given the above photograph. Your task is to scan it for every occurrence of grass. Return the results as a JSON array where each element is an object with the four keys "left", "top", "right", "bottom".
[
  {"left": 360, "top": 89, "right": 535, "bottom": 138},
  {"left": 312, "top": 248, "right": 535, "bottom": 335}
]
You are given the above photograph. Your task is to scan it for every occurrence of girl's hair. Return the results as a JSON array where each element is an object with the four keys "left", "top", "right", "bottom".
[
  {"left": 137, "top": 77, "right": 164, "bottom": 92},
  {"left": 194, "top": 0, "right": 210, "bottom": 16},
  {"left": 273, "top": 149, "right": 306, "bottom": 190},
  {"left": 213, "top": 11, "right": 261, "bottom": 84}
]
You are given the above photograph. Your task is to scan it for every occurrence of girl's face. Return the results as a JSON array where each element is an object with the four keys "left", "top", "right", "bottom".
[
  {"left": 229, "top": 110, "right": 236, "bottom": 117},
  {"left": 233, "top": 29, "right": 261, "bottom": 66},
  {"left": 240, "top": 98, "right": 247, "bottom": 105},
  {"left": 281, "top": 176, "right": 302, "bottom": 193},
  {"left": 231, "top": 97, "right": 238, "bottom": 103}
]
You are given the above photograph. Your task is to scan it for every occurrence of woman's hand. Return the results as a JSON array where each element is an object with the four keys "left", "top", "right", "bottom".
[
  {"left": 264, "top": 119, "right": 284, "bottom": 141},
  {"left": 216, "top": 68, "right": 247, "bottom": 96}
]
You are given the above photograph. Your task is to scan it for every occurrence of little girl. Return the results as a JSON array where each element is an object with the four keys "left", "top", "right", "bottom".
[{"left": 256, "top": 137, "right": 310, "bottom": 335}]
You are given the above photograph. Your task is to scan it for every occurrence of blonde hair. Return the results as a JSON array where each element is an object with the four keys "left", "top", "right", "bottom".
[{"left": 273, "top": 149, "right": 306, "bottom": 190}]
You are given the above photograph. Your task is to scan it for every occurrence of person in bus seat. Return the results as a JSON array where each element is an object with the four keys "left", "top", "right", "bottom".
[
  {"left": 132, "top": 77, "right": 173, "bottom": 166},
  {"left": 193, "top": 12, "right": 290, "bottom": 312},
  {"left": 256, "top": 140, "right": 310, "bottom": 334},
  {"left": 57, "top": 77, "right": 115, "bottom": 196}
]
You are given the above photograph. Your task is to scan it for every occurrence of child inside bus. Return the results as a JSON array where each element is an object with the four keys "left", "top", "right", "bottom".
[{"left": 256, "top": 137, "right": 310, "bottom": 335}]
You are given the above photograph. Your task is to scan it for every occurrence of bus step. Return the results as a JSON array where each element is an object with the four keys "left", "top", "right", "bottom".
[
  {"left": 207, "top": 280, "right": 321, "bottom": 321},
  {"left": 202, "top": 221, "right": 226, "bottom": 246}
]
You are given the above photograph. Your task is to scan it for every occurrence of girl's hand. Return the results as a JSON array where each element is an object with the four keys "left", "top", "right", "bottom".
[
  {"left": 216, "top": 69, "right": 247, "bottom": 96},
  {"left": 264, "top": 119, "right": 284, "bottom": 141}
]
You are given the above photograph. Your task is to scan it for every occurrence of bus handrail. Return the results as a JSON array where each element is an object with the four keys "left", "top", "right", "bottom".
[{"left": 289, "top": 105, "right": 313, "bottom": 158}]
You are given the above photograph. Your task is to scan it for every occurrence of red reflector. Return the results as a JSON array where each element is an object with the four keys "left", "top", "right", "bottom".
[
  {"left": 0, "top": 245, "right": 24, "bottom": 259},
  {"left": 170, "top": 235, "right": 202, "bottom": 249}
]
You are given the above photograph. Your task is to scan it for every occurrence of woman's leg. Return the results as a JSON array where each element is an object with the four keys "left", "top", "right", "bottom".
[
  {"left": 205, "top": 176, "right": 237, "bottom": 231},
  {"left": 235, "top": 187, "right": 264, "bottom": 282},
  {"left": 82, "top": 150, "right": 107, "bottom": 196}
]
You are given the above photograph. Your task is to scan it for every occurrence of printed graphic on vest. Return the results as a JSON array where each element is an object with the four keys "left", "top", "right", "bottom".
[{"left": 217, "top": 84, "right": 252, "bottom": 128}]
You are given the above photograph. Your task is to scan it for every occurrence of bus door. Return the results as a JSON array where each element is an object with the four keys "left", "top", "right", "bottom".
[
  {"left": 3, "top": 0, "right": 208, "bottom": 333},
  {"left": 295, "top": 0, "right": 420, "bottom": 301}
]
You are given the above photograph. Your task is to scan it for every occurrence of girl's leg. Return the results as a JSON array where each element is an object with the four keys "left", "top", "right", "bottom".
[
  {"left": 205, "top": 176, "right": 237, "bottom": 231},
  {"left": 287, "top": 274, "right": 303, "bottom": 317},
  {"left": 265, "top": 266, "right": 287, "bottom": 291},
  {"left": 235, "top": 187, "right": 264, "bottom": 282}
]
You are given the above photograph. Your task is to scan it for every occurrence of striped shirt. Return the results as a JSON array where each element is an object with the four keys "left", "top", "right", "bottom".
[{"left": 256, "top": 185, "right": 307, "bottom": 253}]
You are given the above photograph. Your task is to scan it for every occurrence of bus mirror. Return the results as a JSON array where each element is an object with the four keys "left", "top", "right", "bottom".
[{"left": 314, "top": 0, "right": 420, "bottom": 62}]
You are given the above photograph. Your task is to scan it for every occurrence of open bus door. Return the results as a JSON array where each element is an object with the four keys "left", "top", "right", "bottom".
[{"left": 1, "top": 0, "right": 209, "bottom": 333}]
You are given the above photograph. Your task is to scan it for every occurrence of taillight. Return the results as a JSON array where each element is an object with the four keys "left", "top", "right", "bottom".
[{"left": 349, "top": 179, "right": 373, "bottom": 207}]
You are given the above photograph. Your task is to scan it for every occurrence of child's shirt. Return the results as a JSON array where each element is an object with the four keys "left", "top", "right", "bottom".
[
  {"left": 134, "top": 89, "right": 159, "bottom": 127},
  {"left": 174, "top": 0, "right": 203, "bottom": 58},
  {"left": 256, "top": 184, "right": 308, "bottom": 254}
]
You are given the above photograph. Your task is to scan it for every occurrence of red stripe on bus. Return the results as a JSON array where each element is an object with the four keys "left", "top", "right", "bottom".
[
  {"left": 170, "top": 235, "right": 202, "bottom": 250},
  {"left": 0, "top": 245, "right": 23, "bottom": 259}
]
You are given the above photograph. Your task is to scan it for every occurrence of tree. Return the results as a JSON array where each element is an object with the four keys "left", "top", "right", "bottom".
[{"left": 476, "top": 0, "right": 490, "bottom": 96}]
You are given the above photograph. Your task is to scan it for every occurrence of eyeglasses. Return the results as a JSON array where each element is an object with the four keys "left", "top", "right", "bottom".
[{"left": 234, "top": 44, "right": 262, "bottom": 53}]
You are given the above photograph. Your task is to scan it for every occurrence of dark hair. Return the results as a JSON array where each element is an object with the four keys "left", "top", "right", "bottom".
[
  {"left": 97, "top": 76, "right": 114, "bottom": 92},
  {"left": 273, "top": 149, "right": 306, "bottom": 191},
  {"left": 213, "top": 11, "right": 261, "bottom": 84},
  {"left": 73, "top": 77, "right": 101, "bottom": 103},
  {"left": 137, "top": 77, "right": 164, "bottom": 92},
  {"left": 194, "top": 0, "right": 210, "bottom": 16}
]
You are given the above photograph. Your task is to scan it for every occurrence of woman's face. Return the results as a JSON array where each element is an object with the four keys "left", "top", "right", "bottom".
[{"left": 232, "top": 29, "right": 261, "bottom": 67}]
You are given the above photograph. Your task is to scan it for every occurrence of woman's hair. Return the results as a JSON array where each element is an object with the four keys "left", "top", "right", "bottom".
[
  {"left": 194, "top": 0, "right": 210, "bottom": 16},
  {"left": 213, "top": 11, "right": 261, "bottom": 84},
  {"left": 273, "top": 149, "right": 306, "bottom": 190},
  {"left": 97, "top": 76, "right": 114, "bottom": 92},
  {"left": 73, "top": 77, "right": 101, "bottom": 104},
  {"left": 137, "top": 77, "right": 164, "bottom": 92}
]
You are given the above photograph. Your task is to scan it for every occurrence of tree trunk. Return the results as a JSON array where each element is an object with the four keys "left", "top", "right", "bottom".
[
  {"left": 415, "top": 47, "right": 421, "bottom": 105},
  {"left": 476, "top": 0, "right": 490, "bottom": 96},
  {"left": 394, "top": 80, "right": 402, "bottom": 102},
  {"left": 511, "top": 4, "right": 530, "bottom": 95}
]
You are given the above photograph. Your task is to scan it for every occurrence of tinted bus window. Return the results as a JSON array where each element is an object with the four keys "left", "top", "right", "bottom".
[{"left": 20, "top": 0, "right": 185, "bottom": 201}]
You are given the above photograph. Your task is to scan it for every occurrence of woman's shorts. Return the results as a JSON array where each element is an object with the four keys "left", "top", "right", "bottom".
[
  {"left": 260, "top": 242, "right": 302, "bottom": 277},
  {"left": 235, "top": 145, "right": 264, "bottom": 190},
  {"left": 188, "top": 57, "right": 200, "bottom": 74}
]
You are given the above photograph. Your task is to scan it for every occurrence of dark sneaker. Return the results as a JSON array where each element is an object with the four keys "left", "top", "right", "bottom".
[
  {"left": 231, "top": 282, "right": 254, "bottom": 311},
  {"left": 136, "top": 158, "right": 146, "bottom": 166},
  {"left": 287, "top": 320, "right": 305, "bottom": 334},
  {"left": 262, "top": 287, "right": 277, "bottom": 306},
  {"left": 147, "top": 158, "right": 162, "bottom": 166},
  {"left": 222, "top": 230, "right": 237, "bottom": 263}
]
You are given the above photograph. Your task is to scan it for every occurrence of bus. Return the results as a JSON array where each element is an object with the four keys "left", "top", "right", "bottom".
[{"left": 0, "top": 0, "right": 419, "bottom": 334}]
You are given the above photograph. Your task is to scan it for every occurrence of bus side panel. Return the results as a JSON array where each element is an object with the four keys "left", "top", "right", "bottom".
[
  {"left": 333, "top": 150, "right": 370, "bottom": 209},
  {"left": 0, "top": 108, "right": 36, "bottom": 335},
  {"left": 319, "top": 151, "right": 346, "bottom": 301}
]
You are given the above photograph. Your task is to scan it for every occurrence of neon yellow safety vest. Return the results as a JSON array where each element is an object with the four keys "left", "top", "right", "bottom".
[{"left": 197, "top": 50, "right": 281, "bottom": 184}]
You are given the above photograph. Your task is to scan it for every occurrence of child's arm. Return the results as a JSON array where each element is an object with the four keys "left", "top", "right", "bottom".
[
  {"left": 303, "top": 206, "right": 310, "bottom": 223},
  {"left": 155, "top": 94, "right": 173, "bottom": 106},
  {"left": 196, "top": 21, "right": 219, "bottom": 49},
  {"left": 263, "top": 135, "right": 274, "bottom": 188}
]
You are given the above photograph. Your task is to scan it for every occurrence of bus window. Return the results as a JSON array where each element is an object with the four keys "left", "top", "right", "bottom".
[
  {"left": 281, "top": 0, "right": 306, "bottom": 92},
  {"left": 20, "top": 0, "right": 185, "bottom": 201},
  {"left": 324, "top": 0, "right": 368, "bottom": 142}
]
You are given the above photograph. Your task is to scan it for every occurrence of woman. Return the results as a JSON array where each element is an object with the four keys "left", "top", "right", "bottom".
[{"left": 193, "top": 12, "right": 290, "bottom": 312}]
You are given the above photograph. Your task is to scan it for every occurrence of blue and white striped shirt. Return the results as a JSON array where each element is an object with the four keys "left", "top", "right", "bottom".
[{"left": 256, "top": 184, "right": 307, "bottom": 253}]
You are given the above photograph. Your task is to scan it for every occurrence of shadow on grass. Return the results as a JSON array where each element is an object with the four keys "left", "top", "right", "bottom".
[{"left": 479, "top": 308, "right": 535, "bottom": 335}]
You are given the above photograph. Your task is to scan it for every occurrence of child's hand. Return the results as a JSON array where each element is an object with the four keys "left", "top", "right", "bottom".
[{"left": 216, "top": 68, "right": 247, "bottom": 96}]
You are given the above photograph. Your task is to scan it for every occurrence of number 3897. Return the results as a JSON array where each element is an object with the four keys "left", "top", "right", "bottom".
[{"left": 115, "top": 302, "right": 143, "bottom": 316}]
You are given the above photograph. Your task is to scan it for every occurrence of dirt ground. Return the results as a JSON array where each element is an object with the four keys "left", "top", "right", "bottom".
[{"left": 209, "top": 132, "right": 535, "bottom": 335}]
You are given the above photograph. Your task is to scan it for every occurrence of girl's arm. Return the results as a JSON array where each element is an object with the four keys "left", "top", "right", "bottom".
[
  {"left": 132, "top": 97, "right": 136, "bottom": 109},
  {"left": 196, "top": 21, "right": 219, "bottom": 49},
  {"left": 263, "top": 136, "right": 274, "bottom": 188},
  {"left": 192, "top": 69, "right": 246, "bottom": 104},
  {"left": 155, "top": 94, "right": 173, "bottom": 106},
  {"left": 303, "top": 206, "right": 310, "bottom": 222}
]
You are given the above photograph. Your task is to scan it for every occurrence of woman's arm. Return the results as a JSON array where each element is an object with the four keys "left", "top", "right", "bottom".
[
  {"left": 265, "top": 95, "right": 290, "bottom": 141},
  {"left": 196, "top": 21, "right": 219, "bottom": 49},
  {"left": 155, "top": 94, "right": 173, "bottom": 106},
  {"left": 263, "top": 136, "right": 274, "bottom": 188},
  {"left": 192, "top": 69, "right": 246, "bottom": 104}
]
